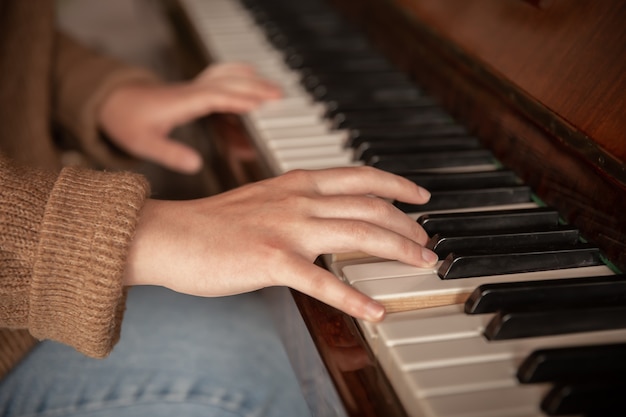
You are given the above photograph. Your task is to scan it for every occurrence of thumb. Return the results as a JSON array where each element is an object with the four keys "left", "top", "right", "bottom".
[{"left": 136, "top": 135, "right": 203, "bottom": 174}]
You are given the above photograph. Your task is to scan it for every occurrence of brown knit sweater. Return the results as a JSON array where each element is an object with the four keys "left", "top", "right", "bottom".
[{"left": 0, "top": 1, "right": 158, "bottom": 378}]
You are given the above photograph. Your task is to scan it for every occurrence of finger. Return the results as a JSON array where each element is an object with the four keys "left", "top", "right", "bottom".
[
  {"left": 288, "top": 167, "right": 431, "bottom": 204},
  {"left": 170, "top": 87, "right": 265, "bottom": 123},
  {"left": 307, "top": 217, "right": 438, "bottom": 267},
  {"left": 199, "top": 76, "right": 282, "bottom": 101},
  {"left": 201, "top": 62, "right": 258, "bottom": 79},
  {"left": 308, "top": 195, "right": 429, "bottom": 246},
  {"left": 133, "top": 136, "right": 203, "bottom": 174},
  {"left": 278, "top": 257, "right": 386, "bottom": 322}
]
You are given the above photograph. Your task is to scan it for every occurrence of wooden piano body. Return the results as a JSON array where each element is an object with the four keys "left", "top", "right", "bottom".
[{"left": 166, "top": 0, "right": 626, "bottom": 415}]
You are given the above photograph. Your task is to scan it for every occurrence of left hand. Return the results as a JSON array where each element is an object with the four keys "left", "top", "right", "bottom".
[{"left": 97, "top": 62, "right": 281, "bottom": 174}]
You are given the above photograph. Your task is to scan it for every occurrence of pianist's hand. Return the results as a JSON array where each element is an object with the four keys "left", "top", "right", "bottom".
[
  {"left": 97, "top": 62, "right": 281, "bottom": 174},
  {"left": 123, "top": 167, "right": 438, "bottom": 322}
]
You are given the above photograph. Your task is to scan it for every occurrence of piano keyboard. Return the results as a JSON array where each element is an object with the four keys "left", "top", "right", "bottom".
[{"left": 176, "top": 0, "right": 624, "bottom": 416}]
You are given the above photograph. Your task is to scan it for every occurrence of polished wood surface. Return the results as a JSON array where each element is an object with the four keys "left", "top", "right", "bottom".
[{"left": 395, "top": 0, "right": 626, "bottom": 164}]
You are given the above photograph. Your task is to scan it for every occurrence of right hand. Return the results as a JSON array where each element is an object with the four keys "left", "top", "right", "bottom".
[{"left": 123, "top": 167, "right": 437, "bottom": 322}]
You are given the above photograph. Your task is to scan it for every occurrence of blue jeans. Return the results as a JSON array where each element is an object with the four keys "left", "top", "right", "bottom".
[{"left": 0, "top": 287, "right": 311, "bottom": 417}]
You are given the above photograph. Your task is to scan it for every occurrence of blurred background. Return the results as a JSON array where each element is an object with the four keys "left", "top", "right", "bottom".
[{"left": 56, "top": 0, "right": 221, "bottom": 200}]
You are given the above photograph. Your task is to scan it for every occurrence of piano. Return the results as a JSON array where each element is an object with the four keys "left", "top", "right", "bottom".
[{"left": 165, "top": 0, "right": 626, "bottom": 415}]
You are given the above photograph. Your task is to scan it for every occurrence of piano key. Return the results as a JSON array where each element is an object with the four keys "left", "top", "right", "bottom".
[
  {"left": 278, "top": 154, "right": 361, "bottom": 172},
  {"left": 364, "top": 306, "right": 626, "bottom": 386},
  {"left": 285, "top": 49, "right": 388, "bottom": 69},
  {"left": 389, "top": 325, "right": 626, "bottom": 372},
  {"left": 395, "top": 186, "right": 532, "bottom": 213},
  {"left": 274, "top": 143, "right": 351, "bottom": 160},
  {"left": 427, "top": 226, "right": 581, "bottom": 258},
  {"left": 313, "top": 84, "right": 423, "bottom": 102},
  {"left": 400, "top": 170, "right": 519, "bottom": 191},
  {"left": 541, "top": 381, "right": 626, "bottom": 416},
  {"left": 257, "top": 124, "right": 335, "bottom": 140},
  {"left": 344, "top": 261, "right": 614, "bottom": 312},
  {"left": 517, "top": 342, "right": 626, "bottom": 383},
  {"left": 356, "top": 136, "right": 483, "bottom": 161},
  {"left": 465, "top": 274, "right": 626, "bottom": 314},
  {"left": 266, "top": 132, "right": 348, "bottom": 150},
  {"left": 299, "top": 56, "right": 394, "bottom": 75},
  {"left": 380, "top": 321, "right": 626, "bottom": 416},
  {"left": 253, "top": 112, "right": 326, "bottom": 130},
  {"left": 485, "top": 305, "right": 626, "bottom": 340},
  {"left": 373, "top": 149, "right": 496, "bottom": 172},
  {"left": 424, "top": 385, "right": 549, "bottom": 417},
  {"left": 325, "top": 96, "right": 437, "bottom": 117},
  {"left": 418, "top": 207, "right": 560, "bottom": 236},
  {"left": 439, "top": 244, "right": 603, "bottom": 280},
  {"left": 348, "top": 123, "right": 469, "bottom": 148},
  {"left": 334, "top": 107, "right": 454, "bottom": 130}
]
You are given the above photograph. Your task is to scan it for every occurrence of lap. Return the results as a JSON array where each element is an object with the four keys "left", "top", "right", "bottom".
[{"left": 0, "top": 287, "right": 310, "bottom": 417}]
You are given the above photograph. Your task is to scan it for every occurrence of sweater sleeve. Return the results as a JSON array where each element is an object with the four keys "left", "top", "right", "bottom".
[
  {"left": 52, "top": 31, "right": 161, "bottom": 168},
  {"left": 0, "top": 153, "right": 150, "bottom": 358}
]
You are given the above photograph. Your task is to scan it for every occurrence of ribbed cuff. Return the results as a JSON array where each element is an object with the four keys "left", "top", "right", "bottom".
[{"left": 29, "top": 166, "right": 150, "bottom": 358}]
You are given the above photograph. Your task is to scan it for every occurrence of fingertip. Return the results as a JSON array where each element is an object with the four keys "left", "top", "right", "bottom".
[
  {"left": 170, "top": 151, "right": 203, "bottom": 175},
  {"left": 363, "top": 299, "right": 386, "bottom": 322},
  {"left": 182, "top": 153, "right": 203, "bottom": 174},
  {"left": 421, "top": 248, "right": 439, "bottom": 266}
]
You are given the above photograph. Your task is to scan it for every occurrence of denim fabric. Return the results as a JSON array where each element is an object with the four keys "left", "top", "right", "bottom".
[{"left": 0, "top": 287, "right": 311, "bottom": 417}]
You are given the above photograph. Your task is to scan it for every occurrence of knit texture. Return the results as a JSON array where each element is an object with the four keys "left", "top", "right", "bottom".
[{"left": 0, "top": 0, "right": 156, "bottom": 378}]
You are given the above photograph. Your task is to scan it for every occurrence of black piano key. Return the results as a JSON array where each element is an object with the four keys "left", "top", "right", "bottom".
[
  {"left": 372, "top": 149, "right": 495, "bottom": 173},
  {"left": 325, "top": 96, "right": 437, "bottom": 119},
  {"left": 541, "top": 381, "right": 626, "bottom": 416},
  {"left": 314, "top": 84, "right": 422, "bottom": 101},
  {"left": 301, "top": 70, "right": 413, "bottom": 91},
  {"left": 305, "top": 72, "right": 413, "bottom": 91},
  {"left": 517, "top": 343, "right": 626, "bottom": 383},
  {"left": 418, "top": 207, "right": 560, "bottom": 236},
  {"left": 285, "top": 49, "right": 384, "bottom": 69},
  {"left": 356, "top": 136, "right": 482, "bottom": 161},
  {"left": 334, "top": 107, "right": 453, "bottom": 129},
  {"left": 298, "top": 57, "right": 394, "bottom": 76},
  {"left": 403, "top": 170, "right": 520, "bottom": 191},
  {"left": 465, "top": 275, "right": 626, "bottom": 314},
  {"left": 395, "top": 186, "right": 532, "bottom": 213},
  {"left": 319, "top": 86, "right": 426, "bottom": 106},
  {"left": 484, "top": 305, "right": 626, "bottom": 340},
  {"left": 438, "top": 243, "right": 603, "bottom": 279},
  {"left": 427, "top": 226, "right": 580, "bottom": 258},
  {"left": 347, "top": 124, "right": 469, "bottom": 148}
]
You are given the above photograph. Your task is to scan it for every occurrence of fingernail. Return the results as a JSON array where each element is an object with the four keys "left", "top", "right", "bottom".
[
  {"left": 422, "top": 249, "right": 439, "bottom": 265},
  {"left": 419, "top": 187, "right": 431, "bottom": 201},
  {"left": 364, "top": 300, "right": 385, "bottom": 322}
]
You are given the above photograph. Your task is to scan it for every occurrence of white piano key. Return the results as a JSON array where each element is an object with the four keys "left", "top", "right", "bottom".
[
  {"left": 278, "top": 155, "right": 362, "bottom": 172},
  {"left": 267, "top": 132, "right": 348, "bottom": 150},
  {"left": 251, "top": 102, "right": 325, "bottom": 119},
  {"left": 408, "top": 358, "right": 524, "bottom": 397},
  {"left": 422, "top": 384, "right": 549, "bottom": 417},
  {"left": 274, "top": 144, "right": 350, "bottom": 160},
  {"left": 347, "top": 264, "right": 614, "bottom": 312},
  {"left": 257, "top": 124, "right": 335, "bottom": 140},
  {"left": 392, "top": 327, "right": 626, "bottom": 372},
  {"left": 253, "top": 112, "right": 327, "bottom": 130}
]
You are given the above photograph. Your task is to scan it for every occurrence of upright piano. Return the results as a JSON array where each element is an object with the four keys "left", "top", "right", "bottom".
[{"left": 166, "top": 0, "right": 626, "bottom": 415}]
